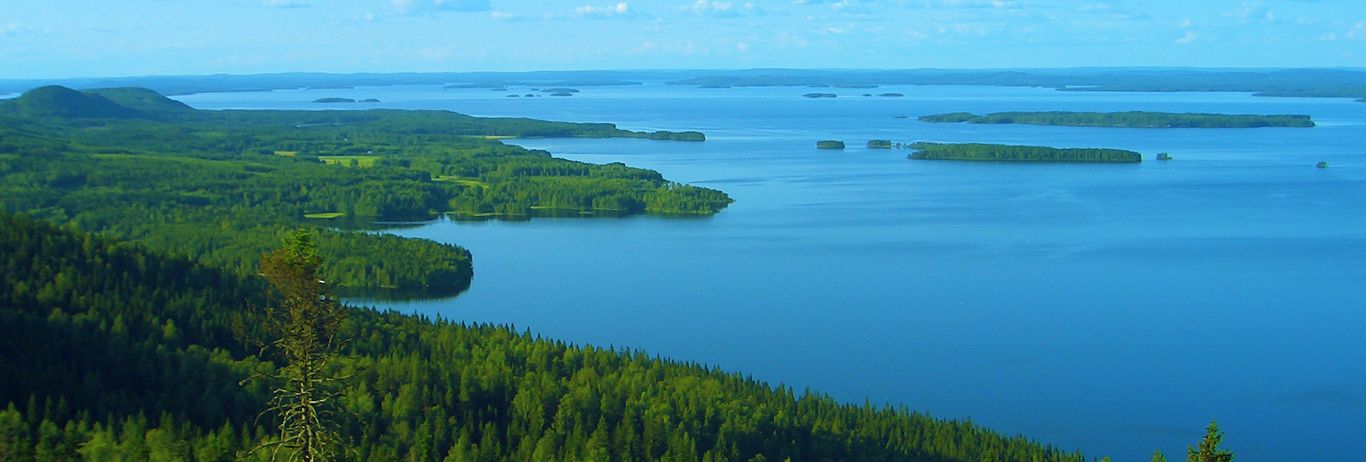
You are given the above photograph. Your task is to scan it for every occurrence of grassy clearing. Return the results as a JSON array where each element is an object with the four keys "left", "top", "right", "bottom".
[
  {"left": 435, "top": 176, "right": 490, "bottom": 189},
  {"left": 304, "top": 212, "right": 346, "bottom": 219},
  {"left": 319, "top": 155, "right": 378, "bottom": 168},
  {"left": 273, "top": 150, "right": 298, "bottom": 157}
]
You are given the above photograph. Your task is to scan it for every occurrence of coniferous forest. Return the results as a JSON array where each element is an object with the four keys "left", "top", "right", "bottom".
[{"left": 0, "top": 211, "right": 1086, "bottom": 461}]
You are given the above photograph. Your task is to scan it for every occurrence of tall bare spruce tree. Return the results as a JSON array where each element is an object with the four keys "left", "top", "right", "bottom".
[{"left": 253, "top": 229, "right": 347, "bottom": 462}]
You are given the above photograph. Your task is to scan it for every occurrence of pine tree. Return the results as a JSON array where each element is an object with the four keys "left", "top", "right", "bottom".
[{"left": 1186, "top": 421, "right": 1233, "bottom": 462}]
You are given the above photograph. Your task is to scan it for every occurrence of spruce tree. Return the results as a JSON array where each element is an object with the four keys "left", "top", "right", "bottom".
[
  {"left": 1186, "top": 420, "right": 1233, "bottom": 462},
  {"left": 252, "top": 229, "right": 347, "bottom": 462}
]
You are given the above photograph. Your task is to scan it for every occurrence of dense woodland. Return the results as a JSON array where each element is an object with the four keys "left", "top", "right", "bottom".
[
  {"left": 917, "top": 111, "right": 1315, "bottom": 128},
  {"left": 0, "top": 211, "right": 1088, "bottom": 461},
  {"left": 0, "top": 86, "right": 731, "bottom": 296},
  {"left": 907, "top": 143, "right": 1142, "bottom": 163}
]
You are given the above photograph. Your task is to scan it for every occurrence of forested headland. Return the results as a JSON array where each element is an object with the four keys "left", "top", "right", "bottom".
[
  {"left": 0, "top": 85, "right": 732, "bottom": 296},
  {"left": 908, "top": 142, "right": 1143, "bottom": 163},
  {"left": 0, "top": 211, "right": 1088, "bottom": 462},
  {"left": 918, "top": 111, "right": 1315, "bottom": 128}
]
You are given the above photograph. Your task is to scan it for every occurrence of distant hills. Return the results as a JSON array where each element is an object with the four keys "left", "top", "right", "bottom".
[
  {"left": 0, "top": 85, "right": 193, "bottom": 119},
  {"left": 3, "top": 68, "right": 1366, "bottom": 101}
]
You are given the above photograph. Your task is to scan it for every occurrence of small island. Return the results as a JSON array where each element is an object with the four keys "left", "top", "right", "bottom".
[
  {"left": 908, "top": 142, "right": 1142, "bottom": 163},
  {"left": 1156, "top": 153, "right": 1172, "bottom": 161},
  {"left": 817, "top": 140, "right": 846, "bottom": 149},
  {"left": 918, "top": 111, "right": 1316, "bottom": 128},
  {"left": 646, "top": 131, "right": 706, "bottom": 142},
  {"left": 541, "top": 87, "right": 581, "bottom": 94},
  {"left": 803, "top": 93, "right": 837, "bottom": 98},
  {"left": 879, "top": 93, "right": 905, "bottom": 97},
  {"left": 867, "top": 139, "right": 893, "bottom": 149},
  {"left": 1317, "top": 161, "right": 1329, "bottom": 168},
  {"left": 312, "top": 97, "right": 381, "bottom": 103}
]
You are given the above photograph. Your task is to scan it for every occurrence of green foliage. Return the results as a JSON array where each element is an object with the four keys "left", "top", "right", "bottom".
[
  {"left": 1186, "top": 421, "right": 1233, "bottom": 462},
  {"left": 917, "top": 111, "right": 1315, "bottom": 128},
  {"left": 867, "top": 140, "right": 892, "bottom": 149},
  {"left": 816, "top": 140, "right": 845, "bottom": 149},
  {"left": 0, "top": 86, "right": 730, "bottom": 295},
  {"left": 0, "top": 212, "right": 1083, "bottom": 462},
  {"left": 908, "top": 142, "right": 1142, "bottom": 163}
]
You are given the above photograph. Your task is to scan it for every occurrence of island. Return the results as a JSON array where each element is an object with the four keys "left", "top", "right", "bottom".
[
  {"left": 918, "top": 111, "right": 1316, "bottom": 128},
  {"left": 817, "top": 140, "right": 846, "bottom": 149},
  {"left": 907, "top": 142, "right": 1142, "bottom": 163},
  {"left": 647, "top": 130, "right": 706, "bottom": 141},
  {"left": 879, "top": 92, "right": 904, "bottom": 97},
  {"left": 312, "top": 97, "right": 357, "bottom": 103},
  {"left": 1317, "top": 161, "right": 1329, "bottom": 168},
  {"left": 803, "top": 93, "right": 837, "bottom": 98},
  {"left": 540, "top": 87, "right": 581, "bottom": 94},
  {"left": 1157, "top": 152, "right": 1172, "bottom": 161},
  {"left": 867, "top": 139, "right": 893, "bottom": 149}
]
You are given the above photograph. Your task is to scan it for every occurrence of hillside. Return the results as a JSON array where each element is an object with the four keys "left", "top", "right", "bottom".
[
  {"left": 0, "top": 211, "right": 1085, "bottom": 461},
  {"left": 0, "top": 85, "right": 145, "bottom": 119}
]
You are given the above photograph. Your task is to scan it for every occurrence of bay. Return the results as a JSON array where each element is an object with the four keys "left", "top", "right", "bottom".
[{"left": 179, "top": 82, "right": 1366, "bottom": 461}]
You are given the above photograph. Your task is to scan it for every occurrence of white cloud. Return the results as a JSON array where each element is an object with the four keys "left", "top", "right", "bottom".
[
  {"left": 1224, "top": 1, "right": 1276, "bottom": 23},
  {"left": 391, "top": 0, "right": 490, "bottom": 15},
  {"left": 576, "top": 2, "right": 634, "bottom": 17},
  {"left": 687, "top": 1, "right": 763, "bottom": 18},
  {"left": 262, "top": 0, "right": 308, "bottom": 8},
  {"left": 1175, "top": 30, "right": 1198, "bottom": 44}
]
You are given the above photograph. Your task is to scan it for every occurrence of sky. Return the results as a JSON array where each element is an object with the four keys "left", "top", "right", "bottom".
[{"left": 1, "top": 0, "right": 1364, "bottom": 79}]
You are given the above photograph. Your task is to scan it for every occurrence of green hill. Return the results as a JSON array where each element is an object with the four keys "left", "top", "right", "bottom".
[
  {"left": 0, "top": 211, "right": 1084, "bottom": 462},
  {"left": 85, "top": 87, "right": 196, "bottom": 116},
  {"left": 0, "top": 85, "right": 144, "bottom": 119}
]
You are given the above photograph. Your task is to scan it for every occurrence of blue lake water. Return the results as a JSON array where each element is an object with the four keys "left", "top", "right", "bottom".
[{"left": 180, "top": 83, "right": 1366, "bottom": 461}]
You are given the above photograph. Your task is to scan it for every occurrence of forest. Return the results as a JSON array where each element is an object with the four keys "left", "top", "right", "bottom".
[
  {"left": 917, "top": 111, "right": 1315, "bottom": 128},
  {"left": 0, "top": 86, "right": 731, "bottom": 296},
  {"left": 0, "top": 211, "right": 1090, "bottom": 462},
  {"left": 907, "top": 143, "right": 1143, "bottom": 163}
]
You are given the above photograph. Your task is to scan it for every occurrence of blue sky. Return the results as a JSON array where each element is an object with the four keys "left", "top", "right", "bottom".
[{"left": 2, "top": 0, "right": 1364, "bottom": 78}]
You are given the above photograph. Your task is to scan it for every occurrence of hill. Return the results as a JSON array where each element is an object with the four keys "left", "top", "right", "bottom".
[
  {"left": 0, "top": 85, "right": 144, "bottom": 119},
  {"left": 0, "top": 211, "right": 1085, "bottom": 461}
]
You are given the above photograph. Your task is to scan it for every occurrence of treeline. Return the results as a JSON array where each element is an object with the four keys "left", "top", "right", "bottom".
[
  {"left": 918, "top": 111, "right": 1315, "bottom": 128},
  {"left": 0, "top": 86, "right": 730, "bottom": 295},
  {"left": 908, "top": 142, "right": 1142, "bottom": 163},
  {"left": 0, "top": 212, "right": 1085, "bottom": 462}
]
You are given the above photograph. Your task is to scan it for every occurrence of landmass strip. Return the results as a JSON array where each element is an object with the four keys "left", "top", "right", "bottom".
[
  {"left": 918, "top": 111, "right": 1315, "bottom": 128},
  {"left": 908, "top": 142, "right": 1143, "bottom": 163}
]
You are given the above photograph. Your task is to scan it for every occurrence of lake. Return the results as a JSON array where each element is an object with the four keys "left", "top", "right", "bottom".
[{"left": 179, "top": 82, "right": 1366, "bottom": 461}]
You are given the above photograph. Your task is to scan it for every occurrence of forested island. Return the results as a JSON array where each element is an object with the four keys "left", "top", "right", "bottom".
[
  {"left": 908, "top": 142, "right": 1143, "bottom": 163},
  {"left": 312, "top": 97, "right": 382, "bottom": 104},
  {"left": 817, "top": 140, "right": 846, "bottom": 149},
  {"left": 0, "top": 85, "right": 731, "bottom": 297},
  {"left": 918, "top": 111, "right": 1316, "bottom": 128}
]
